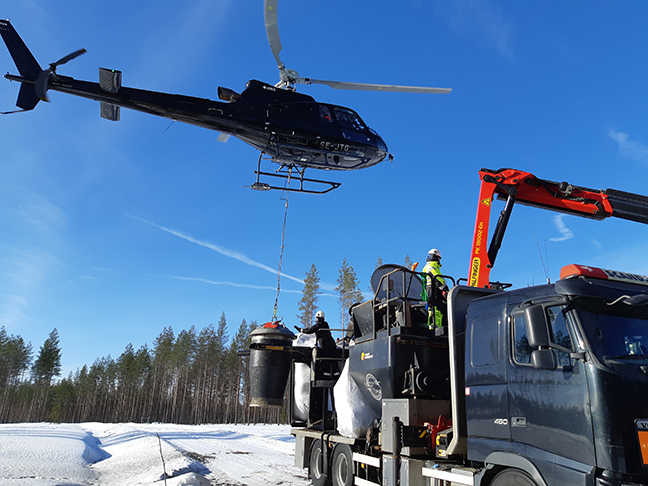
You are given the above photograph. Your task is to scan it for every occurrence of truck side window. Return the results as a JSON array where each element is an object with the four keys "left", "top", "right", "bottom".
[
  {"left": 512, "top": 306, "right": 573, "bottom": 367},
  {"left": 512, "top": 314, "right": 533, "bottom": 364},
  {"left": 546, "top": 306, "right": 573, "bottom": 367},
  {"left": 470, "top": 313, "right": 500, "bottom": 367}
]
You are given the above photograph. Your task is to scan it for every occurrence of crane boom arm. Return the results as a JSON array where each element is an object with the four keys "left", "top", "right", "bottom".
[{"left": 469, "top": 168, "right": 648, "bottom": 288}]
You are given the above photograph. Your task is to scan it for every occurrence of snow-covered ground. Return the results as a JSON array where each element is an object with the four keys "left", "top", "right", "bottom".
[{"left": 0, "top": 422, "right": 310, "bottom": 486}]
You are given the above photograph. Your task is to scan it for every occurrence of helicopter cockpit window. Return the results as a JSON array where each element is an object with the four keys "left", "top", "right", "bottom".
[
  {"left": 319, "top": 105, "right": 333, "bottom": 123},
  {"left": 333, "top": 107, "right": 367, "bottom": 132}
]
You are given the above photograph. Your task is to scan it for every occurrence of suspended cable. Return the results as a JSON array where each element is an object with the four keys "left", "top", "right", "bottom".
[
  {"left": 533, "top": 231, "right": 550, "bottom": 284},
  {"left": 272, "top": 166, "right": 292, "bottom": 322}
]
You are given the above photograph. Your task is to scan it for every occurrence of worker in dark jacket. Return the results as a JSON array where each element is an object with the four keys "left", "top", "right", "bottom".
[{"left": 295, "top": 311, "right": 336, "bottom": 353}]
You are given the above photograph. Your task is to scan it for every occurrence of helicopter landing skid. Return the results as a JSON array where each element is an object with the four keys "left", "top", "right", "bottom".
[{"left": 246, "top": 164, "right": 341, "bottom": 194}]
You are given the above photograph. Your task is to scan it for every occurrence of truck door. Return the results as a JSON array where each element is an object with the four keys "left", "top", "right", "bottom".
[
  {"left": 507, "top": 304, "right": 595, "bottom": 465},
  {"left": 465, "top": 308, "right": 511, "bottom": 443}
]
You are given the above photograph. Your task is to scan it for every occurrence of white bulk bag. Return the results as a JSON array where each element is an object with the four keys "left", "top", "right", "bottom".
[{"left": 333, "top": 359, "right": 378, "bottom": 438}]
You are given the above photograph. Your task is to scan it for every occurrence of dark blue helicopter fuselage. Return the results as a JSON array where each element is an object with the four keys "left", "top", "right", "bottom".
[{"left": 5, "top": 69, "right": 389, "bottom": 171}]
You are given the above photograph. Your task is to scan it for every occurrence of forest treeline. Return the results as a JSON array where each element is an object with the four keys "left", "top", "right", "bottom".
[
  {"left": 0, "top": 259, "right": 377, "bottom": 424},
  {"left": 0, "top": 314, "right": 288, "bottom": 424}
]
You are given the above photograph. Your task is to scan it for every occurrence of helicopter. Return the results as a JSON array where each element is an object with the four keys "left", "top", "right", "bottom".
[{"left": 0, "top": 2, "right": 451, "bottom": 193}]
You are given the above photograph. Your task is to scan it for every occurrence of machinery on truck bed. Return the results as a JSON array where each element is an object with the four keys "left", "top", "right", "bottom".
[{"left": 248, "top": 168, "right": 648, "bottom": 486}]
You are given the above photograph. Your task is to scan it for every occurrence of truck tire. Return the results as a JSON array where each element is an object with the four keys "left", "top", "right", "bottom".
[
  {"left": 490, "top": 469, "right": 538, "bottom": 486},
  {"left": 309, "top": 440, "right": 330, "bottom": 486},
  {"left": 331, "top": 444, "right": 353, "bottom": 486}
]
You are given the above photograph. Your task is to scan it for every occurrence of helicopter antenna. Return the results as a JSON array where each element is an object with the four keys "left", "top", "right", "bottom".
[
  {"left": 533, "top": 231, "right": 550, "bottom": 284},
  {"left": 271, "top": 166, "right": 292, "bottom": 322},
  {"left": 162, "top": 119, "right": 176, "bottom": 134}
]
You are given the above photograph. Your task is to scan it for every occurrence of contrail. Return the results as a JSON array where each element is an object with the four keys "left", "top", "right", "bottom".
[
  {"left": 164, "top": 275, "right": 339, "bottom": 297},
  {"left": 550, "top": 214, "right": 575, "bottom": 242},
  {"left": 128, "top": 215, "right": 304, "bottom": 284},
  {"left": 162, "top": 276, "right": 304, "bottom": 294}
]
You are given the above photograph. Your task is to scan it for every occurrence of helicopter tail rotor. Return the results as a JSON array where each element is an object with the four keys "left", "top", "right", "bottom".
[
  {"left": 0, "top": 19, "right": 87, "bottom": 104},
  {"left": 36, "top": 48, "right": 87, "bottom": 102}
]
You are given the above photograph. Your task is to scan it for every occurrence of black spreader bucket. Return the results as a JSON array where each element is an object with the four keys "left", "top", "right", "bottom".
[{"left": 249, "top": 322, "right": 295, "bottom": 408}]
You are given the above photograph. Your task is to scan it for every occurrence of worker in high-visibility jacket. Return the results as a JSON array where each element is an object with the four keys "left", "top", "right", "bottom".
[{"left": 422, "top": 248, "right": 448, "bottom": 328}]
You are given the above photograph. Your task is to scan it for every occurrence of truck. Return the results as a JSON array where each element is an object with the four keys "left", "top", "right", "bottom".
[{"left": 247, "top": 168, "right": 648, "bottom": 486}]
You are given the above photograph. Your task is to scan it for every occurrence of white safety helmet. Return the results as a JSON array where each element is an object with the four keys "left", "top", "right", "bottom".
[
  {"left": 427, "top": 248, "right": 441, "bottom": 261},
  {"left": 315, "top": 311, "right": 325, "bottom": 320}
]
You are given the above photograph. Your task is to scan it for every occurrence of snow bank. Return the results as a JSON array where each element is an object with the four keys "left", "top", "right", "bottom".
[
  {"left": 0, "top": 422, "right": 309, "bottom": 486},
  {"left": 0, "top": 423, "right": 105, "bottom": 485}
]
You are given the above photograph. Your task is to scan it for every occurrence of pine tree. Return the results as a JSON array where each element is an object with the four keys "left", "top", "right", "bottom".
[
  {"left": 297, "top": 263, "right": 322, "bottom": 327},
  {"left": 5, "top": 336, "right": 32, "bottom": 386},
  {"left": 224, "top": 319, "right": 251, "bottom": 423},
  {"left": 150, "top": 327, "right": 175, "bottom": 421},
  {"left": 369, "top": 257, "right": 384, "bottom": 294},
  {"left": 31, "top": 328, "right": 62, "bottom": 385},
  {"left": 216, "top": 312, "right": 229, "bottom": 348},
  {"left": 335, "top": 259, "right": 364, "bottom": 330},
  {"left": 374, "top": 256, "right": 383, "bottom": 269},
  {"left": 214, "top": 312, "right": 230, "bottom": 421},
  {"left": 0, "top": 327, "right": 9, "bottom": 387},
  {"left": 404, "top": 254, "right": 414, "bottom": 269},
  {"left": 170, "top": 326, "right": 197, "bottom": 422}
]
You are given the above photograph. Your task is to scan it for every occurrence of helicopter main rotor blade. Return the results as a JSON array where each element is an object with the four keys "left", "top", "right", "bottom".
[
  {"left": 264, "top": 0, "right": 284, "bottom": 68},
  {"left": 52, "top": 48, "right": 87, "bottom": 68},
  {"left": 303, "top": 78, "right": 452, "bottom": 94}
]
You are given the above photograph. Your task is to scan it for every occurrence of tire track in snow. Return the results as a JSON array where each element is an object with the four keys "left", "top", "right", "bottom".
[{"left": 163, "top": 431, "right": 309, "bottom": 486}]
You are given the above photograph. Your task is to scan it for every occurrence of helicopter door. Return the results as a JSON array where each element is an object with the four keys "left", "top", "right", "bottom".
[
  {"left": 268, "top": 103, "right": 318, "bottom": 131},
  {"left": 317, "top": 105, "right": 340, "bottom": 137}
]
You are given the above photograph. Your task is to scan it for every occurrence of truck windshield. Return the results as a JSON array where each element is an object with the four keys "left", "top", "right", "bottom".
[{"left": 574, "top": 298, "right": 648, "bottom": 360}]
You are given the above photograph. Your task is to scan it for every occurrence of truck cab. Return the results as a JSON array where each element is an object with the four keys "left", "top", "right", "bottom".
[{"left": 457, "top": 264, "right": 648, "bottom": 485}]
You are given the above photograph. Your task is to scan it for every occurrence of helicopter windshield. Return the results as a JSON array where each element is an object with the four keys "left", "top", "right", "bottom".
[
  {"left": 333, "top": 107, "right": 367, "bottom": 132},
  {"left": 332, "top": 106, "right": 371, "bottom": 144}
]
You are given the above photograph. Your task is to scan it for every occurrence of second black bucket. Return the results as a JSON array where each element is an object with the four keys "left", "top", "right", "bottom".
[{"left": 249, "top": 322, "right": 296, "bottom": 407}]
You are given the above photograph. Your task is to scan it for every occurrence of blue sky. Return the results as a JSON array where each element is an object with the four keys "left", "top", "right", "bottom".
[{"left": 1, "top": 0, "right": 648, "bottom": 376}]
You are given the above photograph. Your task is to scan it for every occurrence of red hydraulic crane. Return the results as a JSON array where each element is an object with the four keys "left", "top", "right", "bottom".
[{"left": 469, "top": 168, "right": 648, "bottom": 288}]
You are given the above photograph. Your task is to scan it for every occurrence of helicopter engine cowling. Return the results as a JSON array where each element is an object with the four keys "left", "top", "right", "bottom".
[{"left": 218, "top": 86, "right": 240, "bottom": 102}]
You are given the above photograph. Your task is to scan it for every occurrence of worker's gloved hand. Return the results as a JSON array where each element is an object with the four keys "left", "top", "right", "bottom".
[{"left": 294, "top": 325, "right": 301, "bottom": 332}]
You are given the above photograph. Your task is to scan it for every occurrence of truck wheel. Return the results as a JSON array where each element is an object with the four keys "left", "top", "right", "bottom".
[
  {"left": 490, "top": 469, "right": 537, "bottom": 486},
  {"left": 331, "top": 444, "right": 353, "bottom": 486},
  {"left": 309, "top": 440, "right": 330, "bottom": 486}
]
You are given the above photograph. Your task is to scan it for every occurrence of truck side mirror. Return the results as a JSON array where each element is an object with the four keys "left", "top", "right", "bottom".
[
  {"left": 531, "top": 349, "right": 557, "bottom": 371},
  {"left": 524, "top": 305, "right": 551, "bottom": 348},
  {"left": 524, "top": 305, "right": 559, "bottom": 370}
]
